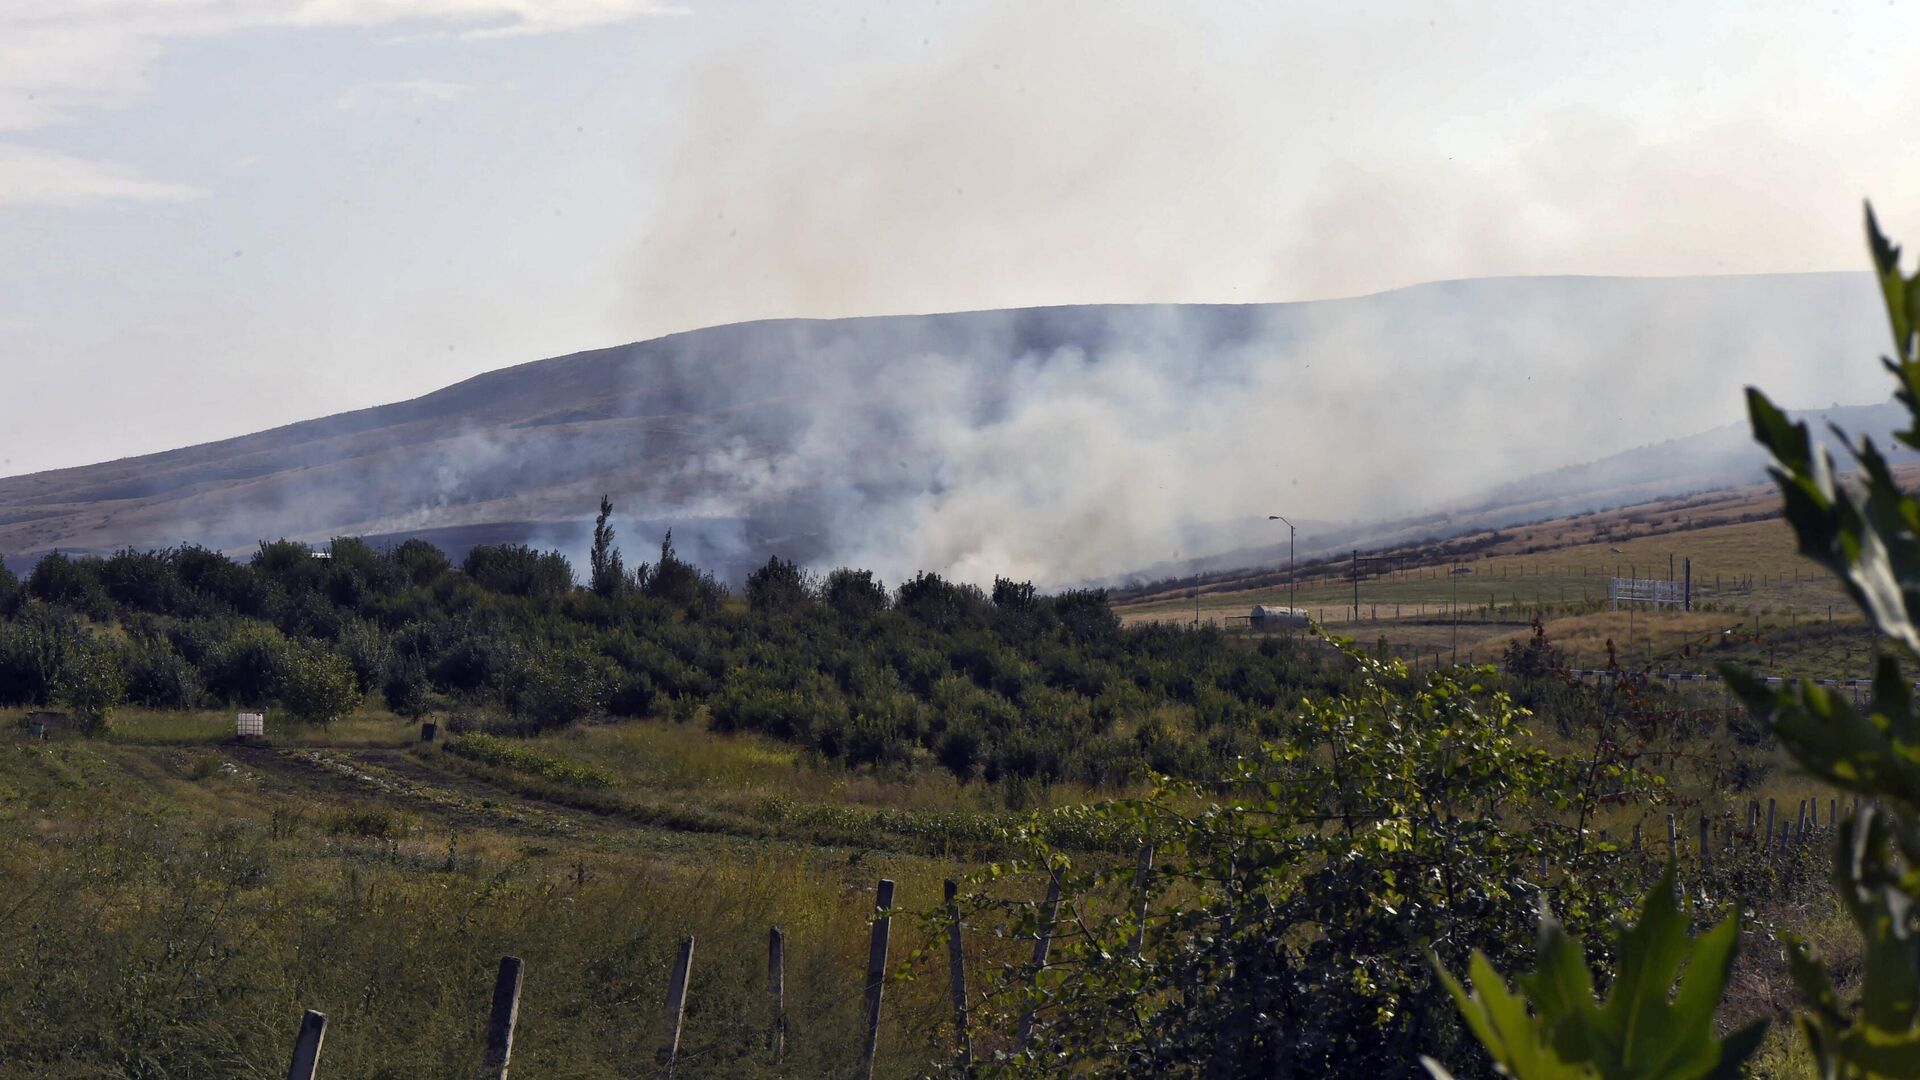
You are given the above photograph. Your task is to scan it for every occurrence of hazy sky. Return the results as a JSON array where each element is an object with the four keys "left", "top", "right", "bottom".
[{"left": 6, "top": 1, "right": 1920, "bottom": 479}]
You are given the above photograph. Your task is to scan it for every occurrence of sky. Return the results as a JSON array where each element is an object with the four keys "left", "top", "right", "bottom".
[{"left": 5, "top": 1, "right": 1920, "bottom": 480}]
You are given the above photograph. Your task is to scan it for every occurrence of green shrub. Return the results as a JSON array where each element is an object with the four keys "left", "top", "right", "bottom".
[
  {"left": 445, "top": 733, "right": 617, "bottom": 788},
  {"left": 275, "top": 639, "right": 360, "bottom": 724},
  {"left": 1435, "top": 204, "right": 1920, "bottom": 1079}
]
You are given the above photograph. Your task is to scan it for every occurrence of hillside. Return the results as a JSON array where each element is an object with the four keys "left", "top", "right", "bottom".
[{"left": 0, "top": 271, "right": 1888, "bottom": 584}]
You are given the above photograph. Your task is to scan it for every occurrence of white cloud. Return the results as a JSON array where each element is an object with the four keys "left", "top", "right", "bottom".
[
  {"left": 0, "top": 142, "right": 205, "bottom": 207},
  {"left": 334, "top": 78, "right": 474, "bottom": 110},
  {"left": 0, "top": 0, "right": 683, "bottom": 205}
]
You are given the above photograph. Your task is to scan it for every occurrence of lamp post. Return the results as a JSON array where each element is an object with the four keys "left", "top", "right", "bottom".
[{"left": 1268, "top": 515, "right": 1297, "bottom": 623}]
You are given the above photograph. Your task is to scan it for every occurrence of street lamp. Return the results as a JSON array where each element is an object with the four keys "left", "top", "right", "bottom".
[{"left": 1268, "top": 514, "right": 1297, "bottom": 624}]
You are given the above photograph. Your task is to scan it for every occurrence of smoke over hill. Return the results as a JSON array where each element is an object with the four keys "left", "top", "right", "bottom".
[{"left": 0, "top": 271, "right": 1892, "bottom": 585}]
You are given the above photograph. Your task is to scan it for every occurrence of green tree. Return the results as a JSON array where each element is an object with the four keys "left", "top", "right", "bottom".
[
  {"left": 387, "top": 537, "right": 451, "bottom": 588},
  {"left": 55, "top": 630, "right": 126, "bottom": 734},
  {"left": 383, "top": 652, "right": 432, "bottom": 720},
  {"left": 588, "top": 495, "right": 626, "bottom": 598},
  {"left": 0, "top": 555, "right": 17, "bottom": 616},
  {"left": 275, "top": 639, "right": 360, "bottom": 724},
  {"left": 26, "top": 551, "right": 106, "bottom": 612},
  {"left": 946, "top": 647, "right": 1646, "bottom": 1077},
  {"left": 745, "top": 555, "right": 811, "bottom": 613},
  {"left": 823, "top": 567, "right": 888, "bottom": 620}
]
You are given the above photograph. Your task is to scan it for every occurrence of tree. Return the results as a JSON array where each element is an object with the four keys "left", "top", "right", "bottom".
[
  {"left": 945, "top": 647, "right": 1646, "bottom": 1077},
  {"left": 55, "top": 630, "right": 125, "bottom": 734},
  {"left": 383, "top": 652, "right": 432, "bottom": 721},
  {"left": 0, "top": 556, "right": 17, "bottom": 617},
  {"left": 276, "top": 639, "right": 360, "bottom": 724},
  {"left": 26, "top": 551, "right": 105, "bottom": 612},
  {"left": 462, "top": 544, "right": 574, "bottom": 598},
  {"left": 638, "top": 531, "right": 724, "bottom": 614},
  {"left": 822, "top": 567, "right": 888, "bottom": 620},
  {"left": 745, "top": 555, "right": 811, "bottom": 613},
  {"left": 588, "top": 495, "right": 626, "bottom": 598},
  {"left": 387, "top": 538, "right": 451, "bottom": 588}
]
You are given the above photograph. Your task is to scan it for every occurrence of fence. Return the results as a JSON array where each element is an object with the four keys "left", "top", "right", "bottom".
[
  {"left": 273, "top": 875, "right": 1005, "bottom": 1079},
  {"left": 268, "top": 800, "right": 1855, "bottom": 1078},
  {"left": 1623, "top": 797, "right": 1865, "bottom": 865}
]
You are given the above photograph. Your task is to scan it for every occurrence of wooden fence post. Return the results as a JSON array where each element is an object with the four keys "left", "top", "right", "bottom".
[
  {"left": 1016, "top": 870, "right": 1064, "bottom": 1051},
  {"left": 1796, "top": 800, "right": 1809, "bottom": 845},
  {"left": 861, "top": 879, "right": 896, "bottom": 1080},
  {"left": 285, "top": 1009, "right": 327, "bottom": 1080},
  {"left": 944, "top": 880, "right": 971, "bottom": 1065},
  {"left": 1130, "top": 843, "right": 1154, "bottom": 959},
  {"left": 660, "top": 936, "right": 694, "bottom": 1077},
  {"left": 1666, "top": 813, "right": 1677, "bottom": 857},
  {"left": 1829, "top": 798, "right": 1837, "bottom": 831},
  {"left": 768, "top": 926, "right": 785, "bottom": 1063},
  {"left": 1631, "top": 823, "right": 1640, "bottom": 852},
  {"left": 483, "top": 956, "right": 523, "bottom": 1080}
]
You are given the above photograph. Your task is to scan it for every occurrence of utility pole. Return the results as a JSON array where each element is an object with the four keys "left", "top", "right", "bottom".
[{"left": 1268, "top": 515, "right": 1297, "bottom": 630}]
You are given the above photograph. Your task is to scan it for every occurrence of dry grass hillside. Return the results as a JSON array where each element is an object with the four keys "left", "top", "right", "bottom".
[{"left": 1119, "top": 465, "right": 1920, "bottom": 682}]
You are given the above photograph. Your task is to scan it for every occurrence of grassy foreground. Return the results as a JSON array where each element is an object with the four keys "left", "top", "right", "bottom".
[{"left": 0, "top": 706, "right": 1036, "bottom": 1078}]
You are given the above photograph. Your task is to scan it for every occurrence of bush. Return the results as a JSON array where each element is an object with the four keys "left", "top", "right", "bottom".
[
  {"left": 946, "top": 648, "right": 1648, "bottom": 1077},
  {"left": 445, "top": 732, "right": 617, "bottom": 788},
  {"left": 51, "top": 629, "right": 124, "bottom": 733},
  {"left": 499, "top": 647, "right": 612, "bottom": 732},
  {"left": 462, "top": 544, "right": 574, "bottom": 598},
  {"left": 203, "top": 625, "right": 288, "bottom": 706},
  {"left": 745, "top": 556, "right": 812, "bottom": 614},
  {"left": 822, "top": 567, "right": 888, "bottom": 620},
  {"left": 124, "top": 637, "right": 201, "bottom": 710},
  {"left": 275, "top": 639, "right": 360, "bottom": 724}
]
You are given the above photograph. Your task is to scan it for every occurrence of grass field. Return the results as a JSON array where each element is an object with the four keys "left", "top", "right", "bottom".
[
  {"left": 4, "top": 474, "right": 1892, "bottom": 1076},
  {"left": 0, "top": 705, "right": 1075, "bottom": 1077},
  {"left": 1119, "top": 475, "right": 1887, "bottom": 684}
]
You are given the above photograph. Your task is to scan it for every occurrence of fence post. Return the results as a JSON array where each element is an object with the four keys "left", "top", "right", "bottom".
[
  {"left": 483, "top": 956, "right": 523, "bottom": 1080},
  {"left": 285, "top": 1009, "right": 327, "bottom": 1080},
  {"left": 1016, "top": 870, "right": 1064, "bottom": 1051},
  {"left": 1130, "top": 844, "right": 1154, "bottom": 959},
  {"left": 768, "top": 926, "right": 785, "bottom": 1062},
  {"left": 1796, "top": 800, "right": 1809, "bottom": 845},
  {"left": 1631, "top": 823, "right": 1640, "bottom": 852},
  {"left": 1666, "top": 813, "right": 1677, "bottom": 857},
  {"left": 1747, "top": 801, "right": 1758, "bottom": 841},
  {"left": 944, "top": 880, "right": 971, "bottom": 1065},
  {"left": 861, "top": 879, "right": 896, "bottom": 1080},
  {"left": 1829, "top": 798, "right": 1837, "bottom": 831},
  {"left": 660, "top": 936, "right": 694, "bottom": 1077}
]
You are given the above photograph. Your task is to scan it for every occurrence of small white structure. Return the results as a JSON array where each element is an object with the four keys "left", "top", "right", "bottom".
[
  {"left": 237, "top": 712, "right": 265, "bottom": 738},
  {"left": 1608, "top": 577, "right": 1688, "bottom": 610},
  {"left": 1250, "top": 605, "right": 1310, "bottom": 629}
]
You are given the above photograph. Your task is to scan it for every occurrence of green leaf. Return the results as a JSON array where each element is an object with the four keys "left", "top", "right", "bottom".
[{"left": 1430, "top": 866, "right": 1760, "bottom": 1080}]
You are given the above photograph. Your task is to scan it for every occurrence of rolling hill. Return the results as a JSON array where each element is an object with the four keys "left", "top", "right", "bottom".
[{"left": 0, "top": 271, "right": 1892, "bottom": 584}]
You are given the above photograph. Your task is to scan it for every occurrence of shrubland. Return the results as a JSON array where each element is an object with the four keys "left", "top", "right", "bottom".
[
  {"left": 0, "top": 531, "right": 1369, "bottom": 792},
  {"left": 18, "top": 216, "right": 1920, "bottom": 1076}
]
